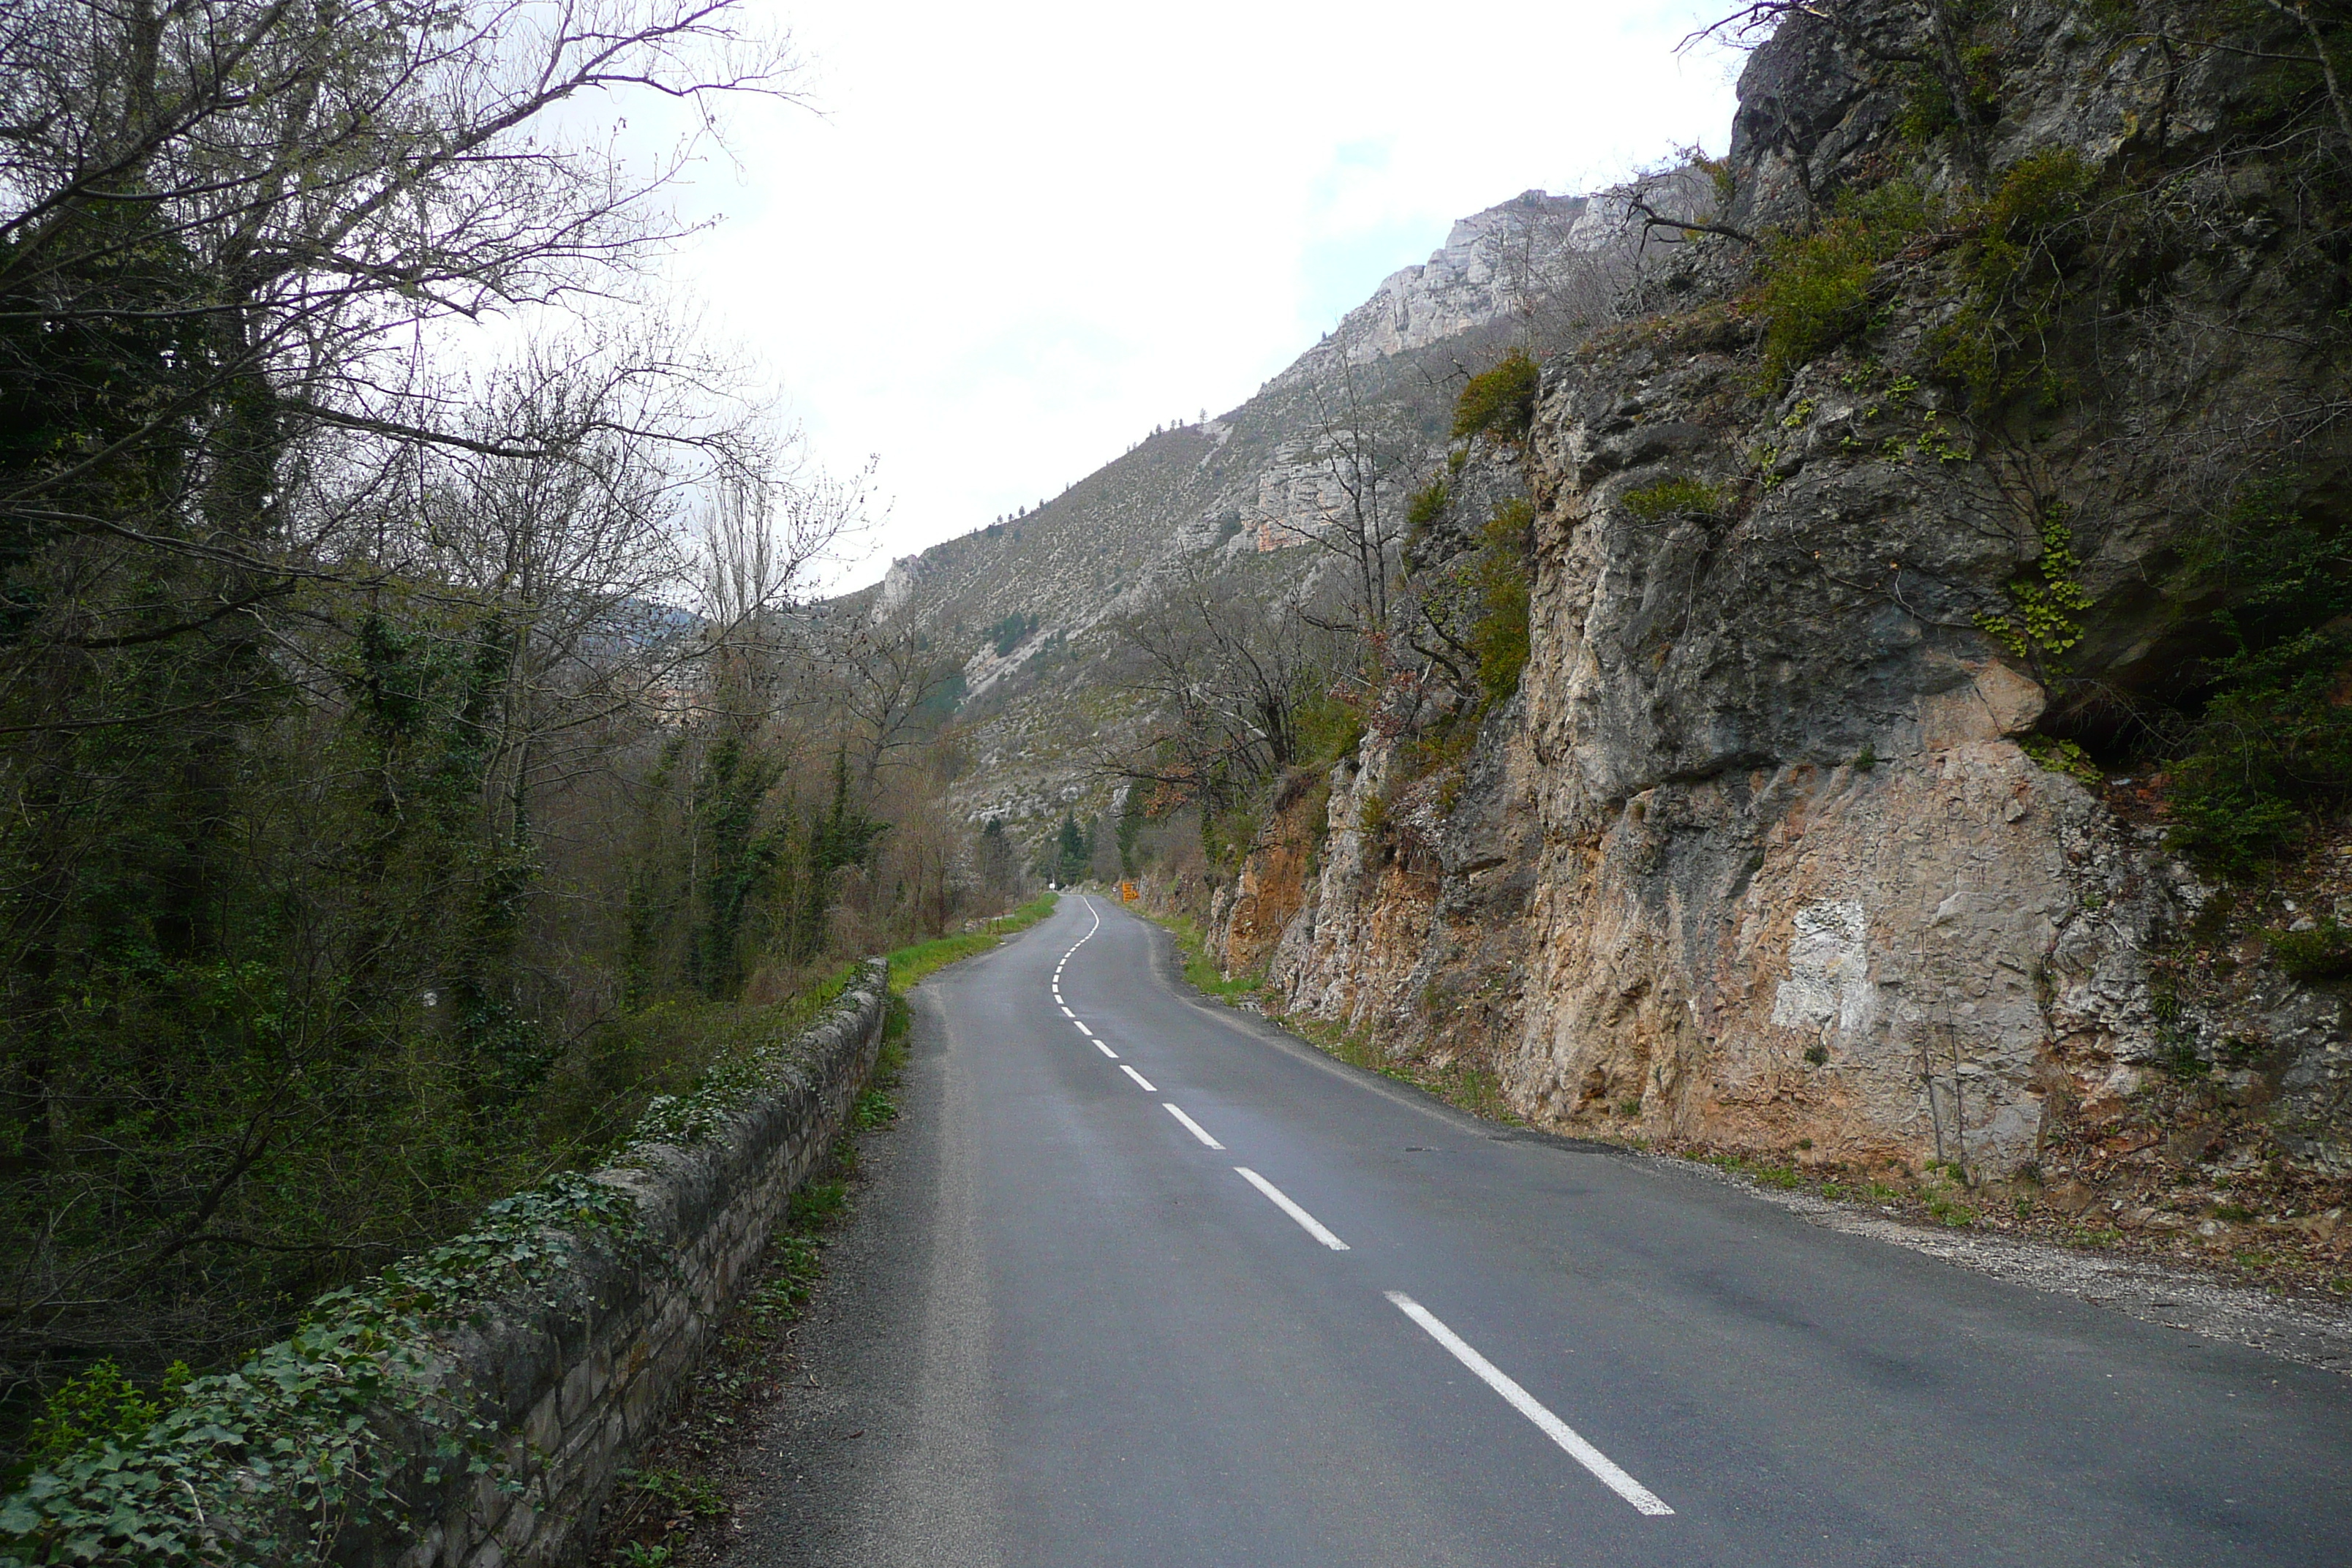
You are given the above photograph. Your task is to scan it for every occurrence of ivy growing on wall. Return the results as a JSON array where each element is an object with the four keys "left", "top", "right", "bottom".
[{"left": 0, "top": 971, "right": 877, "bottom": 1567}]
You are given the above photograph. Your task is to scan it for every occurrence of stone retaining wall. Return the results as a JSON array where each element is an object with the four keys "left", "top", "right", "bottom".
[{"left": 342, "top": 960, "right": 891, "bottom": 1568}]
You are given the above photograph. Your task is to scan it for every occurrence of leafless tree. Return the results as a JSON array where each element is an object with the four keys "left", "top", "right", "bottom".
[
  {"left": 1104, "top": 563, "right": 1341, "bottom": 807},
  {"left": 1, "top": 0, "right": 805, "bottom": 637},
  {"left": 828, "top": 616, "right": 963, "bottom": 789}
]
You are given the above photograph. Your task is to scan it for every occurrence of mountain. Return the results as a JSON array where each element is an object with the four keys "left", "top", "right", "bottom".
[
  {"left": 860, "top": 0, "right": 2352, "bottom": 1235},
  {"left": 848, "top": 185, "right": 1651, "bottom": 833}
]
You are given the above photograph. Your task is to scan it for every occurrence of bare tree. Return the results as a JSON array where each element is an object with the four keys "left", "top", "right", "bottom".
[
  {"left": 0, "top": 0, "right": 805, "bottom": 644},
  {"left": 829, "top": 616, "right": 963, "bottom": 789},
  {"left": 1105, "top": 563, "right": 1339, "bottom": 807}
]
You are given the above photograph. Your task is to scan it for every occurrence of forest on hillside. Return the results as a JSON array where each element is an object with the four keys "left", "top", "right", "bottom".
[{"left": 0, "top": 0, "right": 1014, "bottom": 1474}]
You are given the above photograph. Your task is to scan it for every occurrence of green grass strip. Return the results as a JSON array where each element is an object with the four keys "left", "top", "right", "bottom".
[{"left": 886, "top": 894, "right": 1058, "bottom": 993}]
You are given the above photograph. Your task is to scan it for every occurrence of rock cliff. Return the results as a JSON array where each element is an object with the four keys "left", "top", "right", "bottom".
[
  {"left": 1189, "top": 0, "right": 2352, "bottom": 1190},
  {"left": 872, "top": 0, "right": 2352, "bottom": 1206}
]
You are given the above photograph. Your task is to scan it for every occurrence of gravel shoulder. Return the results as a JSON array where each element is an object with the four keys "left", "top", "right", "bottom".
[{"left": 1642, "top": 1149, "right": 2352, "bottom": 1376}]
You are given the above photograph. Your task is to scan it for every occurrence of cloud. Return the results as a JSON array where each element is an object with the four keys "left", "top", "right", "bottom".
[{"left": 656, "top": 0, "right": 1746, "bottom": 588}]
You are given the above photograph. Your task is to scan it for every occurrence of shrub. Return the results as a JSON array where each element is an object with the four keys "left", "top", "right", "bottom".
[
  {"left": 1895, "top": 44, "right": 2003, "bottom": 144},
  {"left": 1621, "top": 476, "right": 1727, "bottom": 524},
  {"left": 2165, "top": 486, "right": 2352, "bottom": 873},
  {"left": 1469, "top": 501, "right": 1534, "bottom": 706},
  {"left": 1749, "top": 183, "right": 1932, "bottom": 387},
  {"left": 20, "top": 1360, "right": 184, "bottom": 1477},
  {"left": 2264, "top": 922, "right": 2352, "bottom": 981},
  {"left": 1292, "top": 687, "right": 1366, "bottom": 769},
  {"left": 1931, "top": 149, "right": 2097, "bottom": 407},
  {"left": 1405, "top": 478, "right": 1450, "bottom": 535},
  {"left": 1451, "top": 350, "right": 1540, "bottom": 445},
  {"left": 987, "top": 611, "right": 1039, "bottom": 657}
]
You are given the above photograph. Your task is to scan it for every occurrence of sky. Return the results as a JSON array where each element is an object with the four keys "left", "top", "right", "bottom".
[{"left": 649, "top": 0, "right": 1750, "bottom": 591}]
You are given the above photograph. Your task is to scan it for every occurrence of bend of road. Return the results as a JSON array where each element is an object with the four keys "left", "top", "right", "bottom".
[{"left": 736, "top": 897, "right": 2352, "bottom": 1567}]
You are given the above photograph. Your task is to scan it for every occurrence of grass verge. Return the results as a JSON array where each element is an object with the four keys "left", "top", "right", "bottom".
[
  {"left": 886, "top": 893, "right": 1058, "bottom": 992},
  {"left": 1144, "top": 908, "right": 1266, "bottom": 1001}
]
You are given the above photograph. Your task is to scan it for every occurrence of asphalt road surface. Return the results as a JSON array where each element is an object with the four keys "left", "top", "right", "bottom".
[{"left": 741, "top": 896, "right": 2352, "bottom": 1567}]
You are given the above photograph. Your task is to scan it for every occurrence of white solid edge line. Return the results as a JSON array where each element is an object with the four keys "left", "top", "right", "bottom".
[
  {"left": 1163, "top": 1103, "right": 1224, "bottom": 1149},
  {"left": 1384, "top": 1292, "right": 1673, "bottom": 1516},
  {"left": 1093, "top": 1039, "right": 1118, "bottom": 1058},
  {"left": 1233, "top": 1167, "right": 1348, "bottom": 1251},
  {"left": 1120, "top": 1063, "right": 1157, "bottom": 1091}
]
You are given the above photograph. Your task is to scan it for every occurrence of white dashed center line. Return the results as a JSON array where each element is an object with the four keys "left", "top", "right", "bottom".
[
  {"left": 1163, "top": 1104, "right": 1224, "bottom": 1149},
  {"left": 1384, "top": 1292, "right": 1673, "bottom": 1516},
  {"left": 1234, "top": 1167, "right": 1348, "bottom": 1251},
  {"left": 1041, "top": 898, "right": 1678, "bottom": 1521}
]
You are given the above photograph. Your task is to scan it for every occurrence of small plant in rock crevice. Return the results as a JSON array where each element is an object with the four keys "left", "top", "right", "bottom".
[
  {"left": 1620, "top": 475, "right": 1729, "bottom": 525},
  {"left": 1974, "top": 502, "right": 2093, "bottom": 671},
  {"left": 2020, "top": 734, "right": 2101, "bottom": 786},
  {"left": 2263, "top": 921, "right": 2352, "bottom": 981}
]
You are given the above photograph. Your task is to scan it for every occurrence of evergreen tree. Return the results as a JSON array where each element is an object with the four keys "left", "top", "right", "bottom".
[{"left": 1053, "top": 813, "right": 1090, "bottom": 886}]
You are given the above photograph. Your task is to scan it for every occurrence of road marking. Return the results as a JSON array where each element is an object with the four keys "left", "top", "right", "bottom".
[
  {"left": 1074, "top": 1020, "right": 1093, "bottom": 1036},
  {"left": 1383, "top": 1292, "right": 1673, "bottom": 1516},
  {"left": 1233, "top": 1167, "right": 1348, "bottom": 1251},
  {"left": 1093, "top": 1039, "right": 1118, "bottom": 1058},
  {"left": 1164, "top": 1104, "right": 1224, "bottom": 1149},
  {"left": 1055, "top": 900, "right": 1101, "bottom": 1008},
  {"left": 1120, "top": 1064, "right": 1157, "bottom": 1091}
]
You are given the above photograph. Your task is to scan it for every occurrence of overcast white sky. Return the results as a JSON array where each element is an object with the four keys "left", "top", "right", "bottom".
[{"left": 655, "top": 0, "right": 1749, "bottom": 591}]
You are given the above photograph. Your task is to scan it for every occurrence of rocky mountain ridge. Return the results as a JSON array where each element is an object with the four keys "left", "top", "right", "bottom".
[
  {"left": 871, "top": 0, "right": 2352, "bottom": 1258},
  {"left": 1196, "top": 0, "right": 2349, "bottom": 1238}
]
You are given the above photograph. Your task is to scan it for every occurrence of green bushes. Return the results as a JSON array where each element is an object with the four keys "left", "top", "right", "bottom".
[
  {"left": 1451, "top": 350, "right": 1540, "bottom": 444},
  {"left": 987, "top": 611, "right": 1039, "bottom": 656},
  {"left": 1291, "top": 687, "right": 1367, "bottom": 769},
  {"left": 1621, "top": 476, "right": 1728, "bottom": 524},
  {"left": 16, "top": 1361, "right": 186, "bottom": 1481},
  {"left": 1468, "top": 501, "right": 1534, "bottom": 707},
  {"left": 1405, "top": 478, "right": 1451, "bottom": 534},
  {"left": 2164, "top": 488, "right": 2352, "bottom": 873},
  {"left": 0, "top": 1169, "right": 644, "bottom": 1567},
  {"left": 1931, "top": 148, "right": 2096, "bottom": 407},
  {"left": 2264, "top": 922, "right": 2352, "bottom": 981},
  {"left": 1749, "top": 183, "right": 1932, "bottom": 387},
  {"left": 1747, "top": 154, "right": 2092, "bottom": 403}
]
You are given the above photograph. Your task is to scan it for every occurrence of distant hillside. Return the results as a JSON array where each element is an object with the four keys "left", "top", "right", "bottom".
[{"left": 846, "top": 184, "right": 1670, "bottom": 843}]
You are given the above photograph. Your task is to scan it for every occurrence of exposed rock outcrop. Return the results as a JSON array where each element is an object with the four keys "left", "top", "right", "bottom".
[{"left": 1193, "top": 0, "right": 2352, "bottom": 1179}]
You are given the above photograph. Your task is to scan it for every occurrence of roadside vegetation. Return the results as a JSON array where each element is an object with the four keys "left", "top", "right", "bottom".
[
  {"left": 0, "top": 0, "right": 1044, "bottom": 1481},
  {"left": 586, "top": 889, "right": 1055, "bottom": 1568},
  {"left": 886, "top": 895, "right": 1060, "bottom": 992}
]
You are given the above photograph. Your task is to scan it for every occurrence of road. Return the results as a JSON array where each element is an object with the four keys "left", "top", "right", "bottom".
[{"left": 739, "top": 895, "right": 2352, "bottom": 1567}]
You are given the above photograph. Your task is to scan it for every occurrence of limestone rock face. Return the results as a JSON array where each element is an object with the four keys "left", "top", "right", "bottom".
[
  {"left": 1204, "top": 0, "right": 2352, "bottom": 1176},
  {"left": 1328, "top": 191, "right": 1591, "bottom": 362}
]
